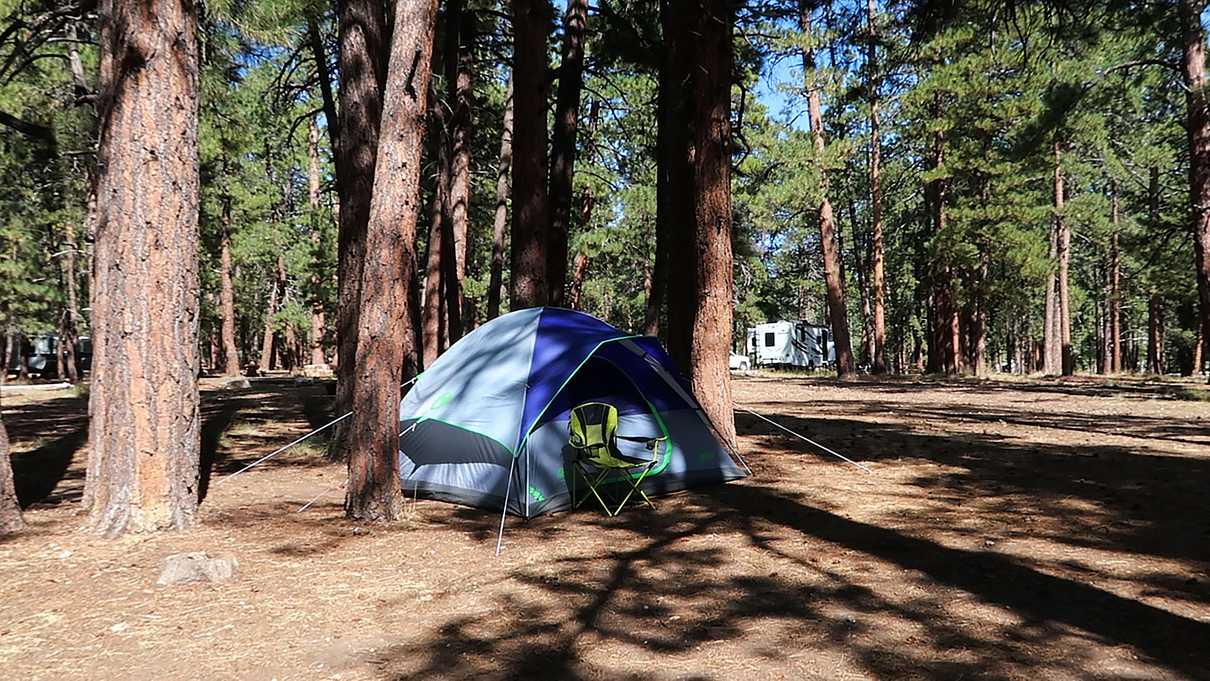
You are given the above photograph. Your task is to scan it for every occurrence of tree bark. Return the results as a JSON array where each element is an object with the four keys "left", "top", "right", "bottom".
[
  {"left": 422, "top": 108, "right": 449, "bottom": 368},
  {"left": 84, "top": 0, "right": 201, "bottom": 536},
  {"left": 547, "top": 0, "right": 590, "bottom": 306},
  {"left": 1181, "top": 0, "right": 1210, "bottom": 384},
  {"left": 660, "top": 0, "right": 697, "bottom": 372},
  {"left": 442, "top": 2, "right": 473, "bottom": 343},
  {"left": 59, "top": 219, "right": 81, "bottom": 383},
  {"left": 802, "top": 4, "right": 855, "bottom": 379},
  {"left": 308, "top": 116, "right": 328, "bottom": 367},
  {"left": 487, "top": 80, "right": 514, "bottom": 320},
  {"left": 219, "top": 195, "right": 241, "bottom": 375},
  {"left": 689, "top": 0, "right": 737, "bottom": 450},
  {"left": 567, "top": 249, "right": 590, "bottom": 309},
  {"left": 0, "top": 411, "right": 21, "bottom": 533},
  {"left": 866, "top": 0, "right": 888, "bottom": 374},
  {"left": 1148, "top": 292, "right": 1165, "bottom": 374},
  {"left": 1043, "top": 209, "right": 1061, "bottom": 375},
  {"left": 1055, "top": 143, "right": 1073, "bottom": 376},
  {"left": 1111, "top": 177, "right": 1125, "bottom": 372},
  {"left": 334, "top": 0, "right": 389, "bottom": 455},
  {"left": 261, "top": 254, "right": 286, "bottom": 370},
  {"left": 509, "top": 0, "right": 553, "bottom": 309},
  {"left": 345, "top": 0, "right": 437, "bottom": 521}
]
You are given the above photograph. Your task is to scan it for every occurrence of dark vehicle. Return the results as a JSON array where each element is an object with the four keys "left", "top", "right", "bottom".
[{"left": 2, "top": 333, "right": 91, "bottom": 379}]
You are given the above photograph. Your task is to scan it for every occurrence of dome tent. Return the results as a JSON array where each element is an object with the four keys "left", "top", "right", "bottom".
[{"left": 398, "top": 307, "right": 747, "bottom": 520}]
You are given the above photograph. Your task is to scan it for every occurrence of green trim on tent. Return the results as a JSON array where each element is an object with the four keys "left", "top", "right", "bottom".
[{"left": 513, "top": 334, "right": 643, "bottom": 454}]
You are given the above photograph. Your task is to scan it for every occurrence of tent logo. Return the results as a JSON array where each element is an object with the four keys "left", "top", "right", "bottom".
[{"left": 528, "top": 485, "right": 546, "bottom": 503}]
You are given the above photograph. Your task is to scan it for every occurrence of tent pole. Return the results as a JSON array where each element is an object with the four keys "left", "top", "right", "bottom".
[{"left": 495, "top": 455, "right": 517, "bottom": 556}]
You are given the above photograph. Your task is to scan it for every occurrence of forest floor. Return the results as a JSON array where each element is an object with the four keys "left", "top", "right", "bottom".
[{"left": 1, "top": 372, "right": 1209, "bottom": 680}]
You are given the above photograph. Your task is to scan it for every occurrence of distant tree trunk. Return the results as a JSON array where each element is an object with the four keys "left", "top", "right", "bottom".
[
  {"left": 441, "top": 0, "right": 472, "bottom": 342},
  {"left": 970, "top": 252, "right": 989, "bottom": 377},
  {"left": 487, "top": 80, "right": 514, "bottom": 320},
  {"left": 1181, "top": 0, "right": 1210, "bottom": 384},
  {"left": 566, "top": 187, "right": 596, "bottom": 310},
  {"left": 84, "top": 0, "right": 201, "bottom": 536},
  {"left": 925, "top": 125, "right": 958, "bottom": 376},
  {"left": 0, "top": 412, "right": 21, "bottom": 533},
  {"left": 261, "top": 255, "right": 286, "bottom": 370},
  {"left": 567, "top": 250, "right": 590, "bottom": 309},
  {"left": 1043, "top": 172, "right": 1061, "bottom": 375},
  {"left": 802, "top": 4, "right": 855, "bottom": 380},
  {"left": 334, "top": 0, "right": 389, "bottom": 455},
  {"left": 688, "top": 0, "right": 737, "bottom": 450},
  {"left": 1055, "top": 144, "right": 1073, "bottom": 375},
  {"left": 308, "top": 117, "right": 328, "bottom": 367},
  {"left": 59, "top": 221, "right": 80, "bottom": 383},
  {"left": 547, "top": 0, "right": 590, "bottom": 306},
  {"left": 1147, "top": 293, "right": 1165, "bottom": 374},
  {"left": 660, "top": 0, "right": 696, "bottom": 371},
  {"left": 1110, "top": 177, "right": 1125, "bottom": 372},
  {"left": 219, "top": 196, "right": 241, "bottom": 375},
  {"left": 866, "top": 0, "right": 887, "bottom": 374},
  {"left": 346, "top": 0, "right": 437, "bottom": 521},
  {"left": 1194, "top": 329, "right": 1204, "bottom": 373},
  {"left": 510, "top": 0, "right": 552, "bottom": 309},
  {"left": 422, "top": 110, "right": 449, "bottom": 367}
]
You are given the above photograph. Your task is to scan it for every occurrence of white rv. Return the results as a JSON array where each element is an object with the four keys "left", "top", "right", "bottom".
[{"left": 746, "top": 321, "right": 835, "bottom": 369}]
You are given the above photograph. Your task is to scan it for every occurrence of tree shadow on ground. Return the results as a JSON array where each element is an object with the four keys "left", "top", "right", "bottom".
[
  {"left": 3, "top": 394, "right": 88, "bottom": 508},
  {"left": 375, "top": 481, "right": 1209, "bottom": 680},
  {"left": 366, "top": 397, "right": 1210, "bottom": 681},
  {"left": 733, "top": 409, "right": 1210, "bottom": 570},
  {"left": 759, "top": 374, "right": 1208, "bottom": 402}
]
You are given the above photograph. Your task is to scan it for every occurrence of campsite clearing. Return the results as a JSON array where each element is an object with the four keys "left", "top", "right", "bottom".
[{"left": 1, "top": 374, "right": 1208, "bottom": 680}]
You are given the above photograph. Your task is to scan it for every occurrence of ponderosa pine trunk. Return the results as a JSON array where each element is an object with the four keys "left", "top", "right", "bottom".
[
  {"left": 1043, "top": 211, "right": 1061, "bottom": 375},
  {"left": 1055, "top": 143, "right": 1073, "bottom": 375},
  {"left": 510, "top": 0, "right": 552, "bottom": 309},
  {"left": 0, "top": 411, "right": 21, "bottom": 533},
  {"left": 802, "top": 3, "right": 855, "bottom": 379},
  {"left": 84, "top": 0, "right": 201, "bottom": 536},
  {"left": 442, "top": 1, "right": 473, "bottom": 343},
  {"left": 1148, "top": 292, "right": 1165, "bottom": 374},
  {"left": 58, "top": 220, "right": 80, "bottom": 383},
  {"left": 689, "top": 0, "right": 737, "bottom": 450},
  {"left": 487, "top": 80, "right": 514, "bottom": 320},
  {"left": 422, "top": 101, "right": 450, "bottom": 368},
  {"left": 345, "top": 0, "right": 437, "bottom": 521},
  {"left": 660, "top": 0, "right": 697, "bottom": 371},
  {"left": 1181, "top": 0, "right": 1210, "bottom": 384},
  {"left": 866, "top": 0, "right": 887, "bottom": 374},
  {"left": 308, "top": 117, "right": 328, "bottom": 367},
  {"left": 568, "top": 249, "right": 590, "bottom": 309},
  {"left": 1111, "top": 177, "right": 1126, "bottom": 372},
  {"left": 219, "top": 196, "right": 241, "bottom": 375},
  {"left": 547, "top": 0, "right": 590, "bottom": 306},
  {"left": 261, "top": 254, "right": 286, "bottom": 370},
  {"left": 334, "top": 0, "right": 389, "bottom": 455}
]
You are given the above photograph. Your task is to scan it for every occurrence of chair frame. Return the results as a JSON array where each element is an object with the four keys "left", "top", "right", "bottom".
[{"left": 568, "top": 402, "right": 666, "bottom": 516}]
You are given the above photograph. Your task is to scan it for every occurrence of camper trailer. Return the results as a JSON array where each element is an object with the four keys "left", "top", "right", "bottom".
[{"left": 747, "top": 320, "right": 834, "bottom": 369}]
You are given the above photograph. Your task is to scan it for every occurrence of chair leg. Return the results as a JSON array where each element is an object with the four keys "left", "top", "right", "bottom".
[{"left": 610, "top": 461, "right": 656, "bottom": 515}]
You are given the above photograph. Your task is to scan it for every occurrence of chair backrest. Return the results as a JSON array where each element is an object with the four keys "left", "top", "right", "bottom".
[{"left": 569, "top": 402, "right": 621, "bottom": 467}]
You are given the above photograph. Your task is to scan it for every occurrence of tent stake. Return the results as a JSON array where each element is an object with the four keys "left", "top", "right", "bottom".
[
  {"left": 734, "top": 404, "right": 873, "bottom": 475},
  {"left": 495, "top": 456, "right": 517, "bottom": 556}
]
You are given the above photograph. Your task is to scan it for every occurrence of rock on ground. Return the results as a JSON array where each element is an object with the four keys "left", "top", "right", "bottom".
[{"left": 156, "top": 552, "right": 239, "bottom": 586}]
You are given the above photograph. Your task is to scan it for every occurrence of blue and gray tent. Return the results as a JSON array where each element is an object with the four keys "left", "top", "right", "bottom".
[{"left": 398, "top": 307, "right": 748, "bottom": 527}]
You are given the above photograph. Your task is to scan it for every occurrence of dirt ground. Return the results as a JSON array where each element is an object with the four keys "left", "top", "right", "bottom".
[{"left": 1, "top": 373, "right": 1208, "bottom": 681}]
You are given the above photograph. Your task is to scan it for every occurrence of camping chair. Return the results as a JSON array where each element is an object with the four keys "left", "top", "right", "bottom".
[{"left": 568, "top": 402, "right": 666, "bottom": 516}]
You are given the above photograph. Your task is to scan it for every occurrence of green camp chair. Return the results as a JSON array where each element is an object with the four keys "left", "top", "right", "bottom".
[{"left": 568, "top": 402, "right": 666, "bottom": 516}]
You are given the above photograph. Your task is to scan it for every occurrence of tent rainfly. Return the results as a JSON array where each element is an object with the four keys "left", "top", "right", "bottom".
[{"left": 397, "top": 307, "right": 747, "bottom": 521}]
